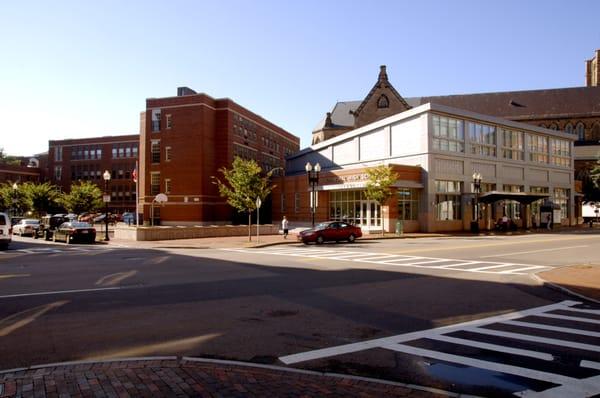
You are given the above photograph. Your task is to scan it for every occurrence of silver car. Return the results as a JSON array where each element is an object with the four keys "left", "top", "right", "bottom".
[
  {"left": 13, "top": 219, "right": 40, "bottom": 237},
  {"left": 0, "top": 212, "right": 11, "bottom": 249}
]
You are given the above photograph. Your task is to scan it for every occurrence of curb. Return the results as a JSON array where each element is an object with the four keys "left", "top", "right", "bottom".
[
  {"left": 531, "top": 272, "right": 600, "bottom": 304},
  {"left": 0, "top": 356, "right": 480, "bottom": 398}
]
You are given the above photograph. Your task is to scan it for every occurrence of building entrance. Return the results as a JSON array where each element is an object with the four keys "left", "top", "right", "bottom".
[
  {"left": 329, "top": 190, "right": 381, "bottom": 232},
  {"left": 359, "top": 200, "right": 381, "bottom": 232}
]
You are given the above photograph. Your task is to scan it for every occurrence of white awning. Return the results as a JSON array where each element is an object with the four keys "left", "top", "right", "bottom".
[{"left": 319, "top": 180, "right": 423, "bottom": 191}]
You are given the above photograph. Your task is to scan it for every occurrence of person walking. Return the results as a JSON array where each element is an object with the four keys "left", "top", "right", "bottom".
[
  {"left": 282, "top": 216, "right": 289, "bottom": 239},
  {"left": 546, "top": 213, "right": 552, "bottom": 231}
]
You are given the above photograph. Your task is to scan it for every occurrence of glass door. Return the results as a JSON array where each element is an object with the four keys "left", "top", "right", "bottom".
[{"left": 357, "top": 200, "right": 382, "bottom": 232}]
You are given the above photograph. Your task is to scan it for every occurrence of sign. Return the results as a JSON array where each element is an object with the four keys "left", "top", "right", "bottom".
[
  {"left": 103, "top": 195, "right": 111, "bottom": 203},
  {"left": 256, "top": 197, "right": 262, "bottom": 208}
]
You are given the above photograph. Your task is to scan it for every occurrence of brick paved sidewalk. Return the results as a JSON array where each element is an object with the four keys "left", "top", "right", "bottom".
[{"left": 0, "top": 358, "right": 454, "bottom": 398}]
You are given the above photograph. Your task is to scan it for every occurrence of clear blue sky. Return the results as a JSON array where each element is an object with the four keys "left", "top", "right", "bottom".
[{"left": 1, "top": 0, "right": 599, "bottom": 156}]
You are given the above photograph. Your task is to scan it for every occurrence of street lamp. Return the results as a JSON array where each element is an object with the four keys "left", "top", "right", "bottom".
[
  {"left": 471, "top": 172, "right": 482, "bottom": 233},
  {"left": 11, "top": 183, "right": 18, "bottom": 218},
  {"left": 103, "top": 170, "right": 111, "bottom": 241},
  {"left": 305, "top": 162, "right": 321, "bottom": 228}
]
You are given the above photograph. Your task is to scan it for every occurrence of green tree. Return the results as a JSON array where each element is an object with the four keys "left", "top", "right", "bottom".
[
  {"left": 590, "top": 158, "right": 600, "bottom": 191},
  {"left": 0, "top": 182, "right": 30, "bottom": 215},
  {"left": 212, "top": 157, "right": 276, "bottom": 241},
  {"left": 0, "top": 148, "right": 22, "bottom": 166},
  {"left": 364, "top": 165, "right": 398, "bottom": 235},
  {"left": 21, "top": 182, "right": 61, "bottom": 216},
  {"left": 60, "top": 181, "right": 103, "bottom": 214}
]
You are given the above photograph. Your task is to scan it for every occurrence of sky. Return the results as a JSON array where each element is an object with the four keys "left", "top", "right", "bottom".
[{"left": 1, "top": 0, "right": 599, "bottom": 156}]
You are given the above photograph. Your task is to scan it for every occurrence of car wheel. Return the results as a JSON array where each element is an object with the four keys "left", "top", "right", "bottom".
[
  {"left": 348, "top": 234, "right": 356, "bottom": 243},
  {"left": 316, "top": 235, "right": 324, "bottom": 245},
  {"left": 44, "top": 231, "right": 50, "bottom": 241},
  {"left": 303, "top": 240, "right": 310, "bottom": 245}
]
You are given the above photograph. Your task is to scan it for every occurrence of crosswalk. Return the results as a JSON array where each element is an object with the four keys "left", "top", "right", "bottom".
[
  {"left": 280, "top": 300, "right": 600, "bottom": 397},
  {"left": 0, "top": 246, "right": 111, "bottom": 255},
  {"left": 223, "top": 247, "right": 551, "bottom": 275}
]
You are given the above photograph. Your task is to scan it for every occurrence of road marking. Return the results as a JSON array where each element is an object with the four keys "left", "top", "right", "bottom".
[
  {"left": 561, "top": 307, "right": 600, "bottom": 315},
  {"left": 534, "top": 312, "right": 600, "bottom": 325},
  {"left": 0, "top": 286, "right": 132, "bottom": 299},
  {"left": 280, "top": 300, "right": 600, "bottom": 397},
  {"left": 0, "top": 300, "right": 69, "bottom": 337},
  {"left": 0, "top": 274, "right": 30, "bottom": 280},
  {"left": 481, "top": 245, "right": 590, "bottom": 258},
  {"left": 95, "top": 270, "right": 138, "bottom": 287},
  {"left": 501, "top": 320, "right": 600, "bottom": 338},
  {"left": 223, "top": 248, "right": 551, "bottom": 275}
]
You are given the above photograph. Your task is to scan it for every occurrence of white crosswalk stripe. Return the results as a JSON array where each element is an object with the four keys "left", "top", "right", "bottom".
[
  {"left": 279, "top": 300, "right": 600, "bottom": 397},
  {"left": 1, "top": 247, "right": 111, "bottom": 256},
  {"left": 222, "top": 247, "right": 551, "bottom": 275}
]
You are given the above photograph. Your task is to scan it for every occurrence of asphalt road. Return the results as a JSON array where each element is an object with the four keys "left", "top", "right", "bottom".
[{"left": 0, "top": 233, "right": 598, "bottom": 397}]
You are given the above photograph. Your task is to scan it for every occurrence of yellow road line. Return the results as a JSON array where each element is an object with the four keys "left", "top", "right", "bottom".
[
  {"left": 0, "top": 300, "right": 69, "bottom": 337},
  {"left": 0, "top": 274, "right": 30, "bottom": 280},
  {"left": 389, "top": 235, "right": 600, "bottom": 254}
]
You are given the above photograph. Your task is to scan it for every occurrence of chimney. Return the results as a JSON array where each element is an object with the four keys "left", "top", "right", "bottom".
[
  {"left": 378, "top": 65, "right": 388, "bottom": 81},
  {"left": 177, "top": 86, "right": 197, "bottom": 96},
  {"left": 325, "top": 112, "right": 333, "bottom": 127}
]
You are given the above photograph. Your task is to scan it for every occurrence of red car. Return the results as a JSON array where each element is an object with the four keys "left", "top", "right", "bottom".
[{"left": 298, "top": 221, "right": 362, "bottom": 245}]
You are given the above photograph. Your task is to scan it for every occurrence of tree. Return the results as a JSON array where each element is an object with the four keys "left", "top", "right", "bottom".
[
  {"left": 212, "top": 157, "right": 277, "bottom": 241},
  {"left": 0, "top": 148, "right": 21, "bottom": 166},
  {"left": 0, "top": 182, "right": 30, "bottom": 215},
  {"left": 364, "top": 165, "right": 398, "bottom": 235},
  {"left": 21, "top": 182, "right": 61, "bottom": 216},
  {"left": 591, "top": 159, "right": 600, "bottom": 192},
  {"left": 60, "top": 181, "right": 103, "bottom": 214}
]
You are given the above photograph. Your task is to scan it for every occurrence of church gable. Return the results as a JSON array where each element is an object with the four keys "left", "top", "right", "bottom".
[{"left": 352, "top": 65, "right": 412, "bottom": 128}]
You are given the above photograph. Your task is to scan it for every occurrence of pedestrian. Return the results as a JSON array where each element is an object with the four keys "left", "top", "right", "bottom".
[
  {"left": 546, "top": 214, "right": 552, "bottom": 231},
  {"left": 282, "top": 216, "right": 289, "bottom": 239}
]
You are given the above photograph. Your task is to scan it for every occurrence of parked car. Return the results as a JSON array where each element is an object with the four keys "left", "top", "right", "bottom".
[
  {"left": 40, "top": 214, "right": 68, "bottom": 240},
  {"left": 53, "top": 221, "right": 96, "bottom": 244},
  {"left": 122, "top": 212, "right": 135, "bottom": 225},
  {"left": 93, "top": 213, "right": 117, "bottom": 224},
  {"left": 78, "top": 213, "right": 97, "bottom": 223},
  {"left": 298, "top": 221, "right": 362, "bottom": 244},
  {"left": 0, "top": 212, "right": 11, "bottom": 250},
  {"left": 10, "top": 217, "right": 24, "bottom": 227},
  {"left": 12, "top": 219, "right": 40, "bottom": 237}
]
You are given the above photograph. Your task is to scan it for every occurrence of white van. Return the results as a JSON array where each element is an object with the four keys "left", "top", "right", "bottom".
[{"left": 0, "top": 212, "right": 11, "bottom": 249}]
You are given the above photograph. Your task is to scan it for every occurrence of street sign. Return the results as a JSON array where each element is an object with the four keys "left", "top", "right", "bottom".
[
  {"left": 256, "top": 197, "right": 262, "bottom": 208},
  {"left": 103, "top": 195, "right": 111, "bottom": 203}
]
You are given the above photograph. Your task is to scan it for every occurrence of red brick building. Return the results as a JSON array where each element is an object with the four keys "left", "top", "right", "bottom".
[
  {"left": 48, "top": 135, "right": 139, "bottom": 213},
  {"left": 139, "top": 87, "right": 300, "bottom": 225}
]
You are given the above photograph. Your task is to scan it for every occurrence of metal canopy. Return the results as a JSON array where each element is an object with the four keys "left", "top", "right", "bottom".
[{"left": 477, "top": 191, "right": 550, "bottom": 205}]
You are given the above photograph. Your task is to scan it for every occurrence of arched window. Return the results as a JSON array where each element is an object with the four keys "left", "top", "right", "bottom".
[
  {"left": 592, "top": 123, "right": 600, "bottom": 141},
  {"left": 549, "top": 123, "right": 558, "bottom": 130},
  {"left": 539, "top": 124, "right": 547, "bottom": 128},
  {"left": 564, "top": 123, "right": 574, "bottom": 134},
  {"left": 576, "top": 122, "right": 586, "bottom": 141},
  {"left": 377, "top": 94, "right": 389, "bottom": 109}
]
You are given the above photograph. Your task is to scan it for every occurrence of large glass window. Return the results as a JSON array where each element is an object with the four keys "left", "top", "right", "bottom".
[
  {"left": 501, "top": 129, "right": 524, "bottom": 160},
  {"left": 397, "top": 188, "right": 420, "bottom": 221},
  {"left": 527, "top": 135, "right": 548, "bottom": 163},
  {"left": 550, "top": 138, "right": 570, "bottom": 167},
  {"left": 468, "top": 122, "right": 496, "bottom": 157},
  {"left": 151, "top": 140, "right": 161, "bottom": 163},
  {"left": 432, "top": 115, "right": 464, "bottom": 153},
  {"left": 435, "top": 180, "right": 462, "bottom": 220},
  {"left": 329, "top": 190, "right": 363, "bottom": 225},
  {"left": 503, "top": 184, "right": 523, "bottom": 220},
  {"left": 150, "top": 173, "right": 160, "bottom": 195},
  {"left": 554, "top": 188, "right": 569, "bottom": 220}
]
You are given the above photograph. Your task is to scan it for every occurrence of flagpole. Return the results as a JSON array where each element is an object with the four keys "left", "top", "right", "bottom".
[{"left": 135, "top": 161, "right": 139, "bottom": 227}]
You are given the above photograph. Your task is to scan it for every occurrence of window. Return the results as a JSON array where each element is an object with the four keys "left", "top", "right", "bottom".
[
  {"left": 164, "top": 178, "right": 171, "bottom": 194},
  {"left": 468, "top": 122, "right": 496, "bottom": 157},
  {"left": 377, "top": 94, "right": 389, "bottom": 108},
  {"left": 151, "top": 140, "right": 160, "bottom": 163},
  {"left": 166, "top": 114, "right": 172, "bottom": 129},
  {"left": 97, "top": 149, "right": 102, "bottom": 159},
  {"left": 432, "top": 115, "right": 464, "bottom": 152},
  {"left": 434, "top": 180, "right": 462, "bottom": 220},
  {"left": 54, "top": 166, "right": 62, "bottom": 181},
  {"left": 592, "top": 123, "right": 600, "bottom": 141},
  {"left": 133, "top": 145, "right": 138, "bottom": 158},
  {"left": 550, "top": 138, "right": 570, "bottom": 167},
  {"left": 150, "top": 173, "right": 160, "bottom": 195},
  {"left": 549, "top": 123, "right": 558, "bottom": 130},
  {"left": 397, "top": 188, "right": 419, "bottom": 221},
  {"left": 165, "top": 146, "right": 172, "bottom": 162},
  {"left": 54, "top": 146, "right": 62, "bottom": 162},
  {"left": 527, "top": 135, "right": 548, "bottom": 163},
  {"left": 503, "top": 184, "right": 523, "bottom": 219},
  {"left": 565, "top": 123, "right": 574, "bottom": 135},
  {"left": 294, "top": 193, "right": 300, "bottom": 213},
  {"left": 501, "top": 129, "right": 523, "bottom": 160},
  {"left": 554, "top": 188, "right": 569, "bottom": 220},
  {"left": 329, "top": 190, "right": 364, "bottom": 225},
  {"left": 152, "top": 110, "right": 161, "bottom": 132},
  {"left": 112, "top": 147, "right": 117, "bottom": 158},
  {"left": 576, "top": 122, "right": 585, "bottom": 141},
  {"left": 119, "top": 147, "right": 124, "bottom": 158},
  {"left": 125, "top": 147, "right": 131, "bottom": 158}
]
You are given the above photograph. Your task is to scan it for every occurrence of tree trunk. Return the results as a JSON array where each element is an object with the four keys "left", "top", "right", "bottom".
[{"left": 248, "top": 211, "right": 252, "bottom": 242}]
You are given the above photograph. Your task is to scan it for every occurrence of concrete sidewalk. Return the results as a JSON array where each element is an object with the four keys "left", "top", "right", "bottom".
[
  {"left": 536, "top": 264, "right": 600, "bottom": 302},
  {"left": 0, "top": 358, "right": 457, "bottom": 398}
]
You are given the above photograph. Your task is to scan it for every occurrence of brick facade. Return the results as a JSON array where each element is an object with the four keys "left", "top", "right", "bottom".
[
  {"left": 47, "top": 135, "right": 139, "bottom": 213},
  {"left": 140, "top": 88, "right": 300, "bottom": 225}
]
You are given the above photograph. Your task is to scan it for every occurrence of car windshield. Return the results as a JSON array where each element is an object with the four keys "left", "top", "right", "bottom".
[{"left": 71, "top": 222, "right": 92, "bottom": 228}]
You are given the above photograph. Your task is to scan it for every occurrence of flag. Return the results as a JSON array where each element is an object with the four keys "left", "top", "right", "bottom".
[{"left": 132, "top": 168, "right": 137, "bottom": 183}]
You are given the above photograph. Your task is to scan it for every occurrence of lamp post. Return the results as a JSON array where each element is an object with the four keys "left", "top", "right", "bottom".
[
  {"left": 305, "top": 162, "right": 321, "bottom": 228},
  {"left": 11, "top": 183, "right": 18, "bottom": 218},
  {"left": 102, "top": 170, "right": 111, "bottom": 241},
  {"left": 471, "top": 172, "right": 482, "bottom": 233}
]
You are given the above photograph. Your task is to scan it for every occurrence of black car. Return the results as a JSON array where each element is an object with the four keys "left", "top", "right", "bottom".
[{"left": 53, "top": 221, "right": 96, "bottom": 244}]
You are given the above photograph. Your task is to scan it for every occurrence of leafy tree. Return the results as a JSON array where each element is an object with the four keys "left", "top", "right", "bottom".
[
  {"left": 60, "top": 181, "right": 103, "bottom": 214},
  {"left": 591, "top": 159, "right": 600, "bottom": 191},
  {"left": 212, "top": 157, "right": 276, "bottom": 241},
  {"left": 21, "top": 182, "right": 61, "bottom": 216},
  {"left": 0, "top": 148, "right": 22, "bottom": 166},
  {"left": 364, "top": 165, "right": 398, "bottom": 235},
  {"left": 0, "top": 182, "right": 30, "bottom": 215}
]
